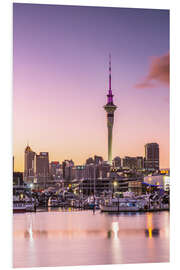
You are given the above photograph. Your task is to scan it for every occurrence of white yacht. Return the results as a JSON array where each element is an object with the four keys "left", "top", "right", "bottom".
[
  {"left": 100, "top": 197, "right": 141, "bottom": 212},
  {"left": 13, "top": 195, "right": 35, "bottom": 213}
]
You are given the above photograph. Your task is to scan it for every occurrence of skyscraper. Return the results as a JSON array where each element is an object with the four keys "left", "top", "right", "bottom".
[
  {"left": 62, "top": 159, "right": 74, "bottom": 181},
  {"left": 104, "top": 54, "right": 117, "bottom": 164},
  {"left": 24, "top": 144, "right": 36, "bottom": 183},
  {"left": 145, "top": 143, "right": 159, "bottom": 170},
  {"left": 36, "top": 152, "right": 49, "bottom": 183}
]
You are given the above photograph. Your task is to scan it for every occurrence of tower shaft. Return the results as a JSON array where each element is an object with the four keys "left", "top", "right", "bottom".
[{"left": 107, "top": 119, "right": 113, "bottom": 164}]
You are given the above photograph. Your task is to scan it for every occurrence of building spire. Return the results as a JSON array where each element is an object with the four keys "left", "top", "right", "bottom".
[
  {"left": 109, "top": 53, "right": 111, "bottom": 91},
  {"left": 107, "top": 53, "right": 113, "bottom": 104}
]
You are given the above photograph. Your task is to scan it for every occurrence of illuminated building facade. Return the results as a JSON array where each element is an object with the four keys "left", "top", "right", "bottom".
[{"left": 144, "top": 174, "right": 170, "bottom": 191}]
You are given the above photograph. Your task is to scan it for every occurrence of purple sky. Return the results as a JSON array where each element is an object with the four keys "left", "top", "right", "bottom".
[{"left": 13, "top": 3, "right": 169, "bottom": 171}]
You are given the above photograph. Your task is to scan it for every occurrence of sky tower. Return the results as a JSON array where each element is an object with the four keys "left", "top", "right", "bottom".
[{"left": 104, "top": 54, "right": 117, "bottom": 164}]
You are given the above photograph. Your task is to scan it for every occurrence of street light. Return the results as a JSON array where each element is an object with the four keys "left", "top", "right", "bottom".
[
  {"left": 113, "top": 181, "right": 118, "bottom": 187},
  {"left": 113, "top": 180, "right": 118, "bottom": 196},
  {"left": 30, "top": 183, "right": 33, "bottom": 189}
]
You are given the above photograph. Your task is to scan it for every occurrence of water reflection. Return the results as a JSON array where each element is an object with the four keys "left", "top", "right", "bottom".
[
  {"left": 145, "top": 213, "right": 160, "bottom": 238},
  {"left": 111, "top": 222, "right": 122, "bottom": 264},
  {"left": 145, "top": 228, "right": 159, "bottom": 238},
  {"left": 105, "top": 211, "right": 139, "bottom": 217},
  {"left": 15, "top": 211, "right": 166, "bottom": 241},
  {"left": 13, "top": 210, "right": 169, "bottom": 268}
]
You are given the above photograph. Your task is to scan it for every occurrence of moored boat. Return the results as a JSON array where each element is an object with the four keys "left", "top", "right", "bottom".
[
  {"left": 13, "top": 201, "right": 26, "bottom": 213},
  {"left": 13, "top": 195, "right": 36, "bottom": 213},
  {"left": 100, "top": 197, "right": 141, "bottom": 212}
]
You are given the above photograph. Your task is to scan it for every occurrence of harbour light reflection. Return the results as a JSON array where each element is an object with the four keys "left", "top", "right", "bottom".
[
  {"left": 111, "top": 221, "right": 122, "bottom": 264},
  {"left": 13, "top": 211, "right": 169, "bottom": 268}
]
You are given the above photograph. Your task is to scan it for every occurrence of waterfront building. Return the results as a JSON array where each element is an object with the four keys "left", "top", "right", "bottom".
[
  {"left": 160, "top": 168, "right": 170, "bottom": 175},
  {"left": 103, "top": 54, "right": 117, "bottom": 164},
  {"left": 79, "top": 175, "right": 144, "bottom": 196},
  {"left": 24, "top": 144, "right": 36, "bottom": 183},
  {"left": 144, "top": 173, "right": 170, "bottom": 191},
  {"left": 36, "top": 152, "right": 49, "bottom": 183},
  {"left": 144, "top": 143, "right": 159, "bottom": 170},
  {"left": 128, "top": 181, "right": 143, "bottom": 195}
]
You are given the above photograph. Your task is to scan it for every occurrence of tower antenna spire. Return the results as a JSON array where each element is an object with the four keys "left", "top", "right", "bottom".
[{"left": 109, "top": 53, "right": 111, "bottom": 91}]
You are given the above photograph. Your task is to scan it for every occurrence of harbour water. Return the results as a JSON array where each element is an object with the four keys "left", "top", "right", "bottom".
[{"left": 13, "top": 209, "right": 169, "bottom": 268}]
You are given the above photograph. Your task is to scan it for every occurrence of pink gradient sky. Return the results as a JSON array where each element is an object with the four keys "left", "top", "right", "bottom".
[{"left": 13, "top": 4, "right": 169, "bottom": 171}]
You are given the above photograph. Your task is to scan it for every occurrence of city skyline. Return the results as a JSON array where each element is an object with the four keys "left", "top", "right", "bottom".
[
  {"left": 14, "top": 141, "right": 163, "bottom": 172},
  {"left": 13, "top": 4, "right": 169, "bottom": 171}
]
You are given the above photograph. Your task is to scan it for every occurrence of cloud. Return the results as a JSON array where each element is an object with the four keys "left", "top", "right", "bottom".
[{"left": 135, "top": 52, "right": 169, "bottom": 88}]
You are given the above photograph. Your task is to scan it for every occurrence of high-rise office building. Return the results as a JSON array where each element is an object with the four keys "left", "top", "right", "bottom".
[
  {"left": 144, "top": 143, "right": 159, "bottom": 170},
  {"left": 49, "top": 161, "right": 62, "bottom": 180},
  {"left": 36, "top": 152, "right": 49, "bottom": 182},
  {"left": 104, "top": 54, "right": 117, "bottom": 164},
  {"left": 62, "top": 159, "right": 74, "bottom": 181},
  {"left": 24, "top": 144, "right": 36, "bottom": 183}
]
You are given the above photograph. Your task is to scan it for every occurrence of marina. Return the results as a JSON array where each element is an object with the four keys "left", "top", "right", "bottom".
[{"left": 13, "top": 184, "right": 170, "bottom": 213}]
